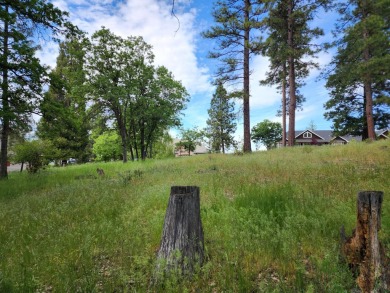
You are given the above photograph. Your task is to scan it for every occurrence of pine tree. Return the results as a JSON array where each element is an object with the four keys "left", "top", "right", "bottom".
[
  {"left": 260, "top": 1, "right": 308, "bottom": 146},
  {"left": 206, "top": 82, "right": 237, "bottom": 153},
  {"left": 202, "top": 0, "right": 264, "bottom": 152},
  {"left": 37, "top": 38, "right": 91, "bottom": 163},
  {"left": 261, "top": 0, "right": 327, "bottom": 146},
  {"left": 324, "top": 0, "right": 390, "bottom": 138},
  {"left": 0, "top": 1, "right": 78, "bottom": 178}
]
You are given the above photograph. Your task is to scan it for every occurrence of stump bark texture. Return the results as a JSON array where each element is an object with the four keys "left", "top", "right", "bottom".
[
  {"left": 341, "top": 191, "right": 389, "bottom": 292},
  {"left": 157, "top": 186, "right": 204, "bottom": 276}
]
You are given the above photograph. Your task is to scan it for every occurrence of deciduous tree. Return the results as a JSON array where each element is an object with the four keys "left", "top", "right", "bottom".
[
  {"left": 251, "top": 119, "right": 282, "bottom": 150},
  {"left": 86, "top": 28, "right": 154, "bottom": 162},
  {"left": 92, "top": 131, "right": 122, "bottom": 162},
  {"left": 14, "top": 139, "right": 58, "bottom": 173},
  {"left": 86, "top": 28, "right": 188, "bottom": 162},
  {"left": 127, "top": 66, "right": 188, "bottom": 160},
  {"left": 176, "top": 128, "right": 204, "bottom": 156}
]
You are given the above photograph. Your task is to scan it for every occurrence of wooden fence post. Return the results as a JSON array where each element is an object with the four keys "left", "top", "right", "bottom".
[
  {"left": 156, "top": 186, "right": 204, "bottom": 277},
  {"left": 341, "top": 191, "right": 389, "bottom": 292}
]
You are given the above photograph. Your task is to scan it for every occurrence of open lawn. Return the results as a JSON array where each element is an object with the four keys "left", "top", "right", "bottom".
[{"left": 1, "top": 140, "right": 389, "bottom": 292}]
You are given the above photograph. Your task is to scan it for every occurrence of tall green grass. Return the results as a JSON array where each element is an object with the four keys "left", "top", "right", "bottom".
[{"left": 0, "top": 140, "right": 389, "bottom": 292}]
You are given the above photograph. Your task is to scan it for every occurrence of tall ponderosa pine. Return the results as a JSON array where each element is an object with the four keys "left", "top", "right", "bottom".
[
  {"left": 202, "top": 0, "right": 264, "bottom": 153},
  {"left": 260, "top": 1, "right": 308, "bottom": 146},
  {"left": 206, "top": 82, "right": 236, "bottom": 153},
  {"left": 37, "top": 38, "right": 90, "bottom": 163},
  {"left": 266, "top": 0, "right": 327, "bottom": 146},
  {"left": 0, "top": 1, "right": 77, "bottom": 178},
  {"left": 324, "top": 0, "right": 390, "bottom": 139}
]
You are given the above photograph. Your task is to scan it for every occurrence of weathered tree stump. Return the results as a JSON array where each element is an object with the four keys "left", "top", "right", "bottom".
[
  {"left": 156, "top": 186, "right": 204, "bottom": 277},
  {"left": 341, "top": 191, "right": 389, "bottom": 292}
]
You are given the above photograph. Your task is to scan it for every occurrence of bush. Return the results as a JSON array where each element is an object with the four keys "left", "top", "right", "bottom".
[
  {"left": 92, "top": 131, "right": 122, "bottom": 162},
  {"left": 14, "top": 140, "right": 57, "bottom": 173}
]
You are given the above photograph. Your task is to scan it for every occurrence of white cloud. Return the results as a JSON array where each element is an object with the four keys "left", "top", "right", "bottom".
[
  {"left": 249, "top": 56, "right": 283, "bottom": 109},
  {"left": 42, "top": 0, "right": 212, "bottom": 97},
  {"left": 36, "top": 0, "right": 335, "bottom": 136},
  {"left": 35, "top": 41, "right": 59, "bottom": 69}
]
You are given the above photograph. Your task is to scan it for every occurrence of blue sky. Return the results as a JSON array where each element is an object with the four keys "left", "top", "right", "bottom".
[{"left": 39, "top": 0, "right": 339, "bottom": 143}]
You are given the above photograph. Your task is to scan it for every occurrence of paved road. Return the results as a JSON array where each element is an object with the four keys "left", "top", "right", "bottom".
[{"left": 8, "top": 164, "right": 23, "bottom": 172}]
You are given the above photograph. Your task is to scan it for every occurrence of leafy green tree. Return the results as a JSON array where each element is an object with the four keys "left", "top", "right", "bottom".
[
  {"left": 206, "top": 82, "right": 236, "bottom": 153},
  {"left": 152, "top": 131, "right": 175, "bottom": 159},
  {"left": 0, "top": 1, "right": 78, "bottom": 178},
  {"left": 251, "top": 119, "right": 282, "bottom": 150},
  {"left": 86, "top": 28, "right": 188, "bottom": 162},
  {"left": 92, "top": 131, "right": 122, "bottom": 162},
  {"left": 127, "top": 66, "right": 188, "bottom": 161},
  {"left": 202, "top": 0, "right": 265, "bottom": 153},
  {"left": 176, "top": 128, "right": 204, "bottom": 156},
  {"left": 324, "top": 0, "right": 390, "bottom": 139},
  {"left": 37, "top": 38, "right": 91, "bottom": 163},
  {"left": 86, "top": 28, "right": 151, "bottom": 163},
  {"left": 89, "top": 107, "right": 110, "bottom": 141}
]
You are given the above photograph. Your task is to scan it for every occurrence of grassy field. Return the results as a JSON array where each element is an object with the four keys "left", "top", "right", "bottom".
[{"left": 1, "top": 140, "right": 389, "bottom": 292}]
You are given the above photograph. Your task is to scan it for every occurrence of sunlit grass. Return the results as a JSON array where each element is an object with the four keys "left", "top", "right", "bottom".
[{"left": 0, "top": 140, "right": 389, "bottom": 292}]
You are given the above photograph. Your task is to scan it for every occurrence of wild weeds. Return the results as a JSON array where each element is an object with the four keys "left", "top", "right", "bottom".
[{"left": 0, "top": 140, "right": 389, "bottom": 292}]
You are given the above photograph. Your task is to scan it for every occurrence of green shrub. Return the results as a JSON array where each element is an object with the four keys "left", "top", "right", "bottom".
[
  {"left": 13, "top": 140, "right": 57, "bottom": 173},
  {"left": 92, "top": 131, "right": 122, "bottom": 161}
]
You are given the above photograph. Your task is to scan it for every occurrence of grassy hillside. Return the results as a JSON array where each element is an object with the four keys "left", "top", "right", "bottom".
[{"left": 1, "top": 140, "right": 389, "bottom": 292}]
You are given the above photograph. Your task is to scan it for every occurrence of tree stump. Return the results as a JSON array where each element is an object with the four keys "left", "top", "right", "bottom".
[
  {"left": 341, "top": 191, "right": 389, "bottom": 292},
  {"left": 156, "top": 186, "right": 204, "bottom": 277}
]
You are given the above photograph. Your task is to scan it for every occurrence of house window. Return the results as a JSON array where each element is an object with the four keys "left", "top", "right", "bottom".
[{"left": 303, "top": 132, "right": 312, "bottom": 138}]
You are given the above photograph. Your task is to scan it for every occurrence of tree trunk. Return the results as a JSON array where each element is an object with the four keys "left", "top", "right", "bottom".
[
  {"left": 282, "top": 62, "right": 287, "bottom": 147},
  {"left": 221, "top": 124, "right": 225, "bottom": 154},
  {"left": 362, "top": 93, "right": 369, "bottom": 140},
  {"left": 242, "top": 0, "right": 251, "bottom": 153},
  {"left": 146, "top": 131, "right": 154, "bottom": 159},
  {"left": 362, "top": 4, "right": 376, "bottom": 141},
  {"left": 287, "top": 0, "right": 296, "bottom": 147},
  {"left": 0, "top": 6, "right": 10, "bottom": 179},
  {"left": 341, "top": 191, "right": 389, "bottom": 292},
  {"left": 119, "top": 126, "right": 128, "bottom": 163},
  {"left": 131, "top": 122, "right": 139, "bottom": 160},
  {"left": 140, "top": 120, "right": 146, "bottom": 161},
  {"left": 364, "top": 80, "right": 375, "bottom": 140},
  {"left": 149, "top": 142, "right": 153, "bottom": 159},
  {"left": 129, "top": 144, "right": 134, "bottom": 161},
  {"left": 156, "top": 186, "right": 204, "bottom": 277}
]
